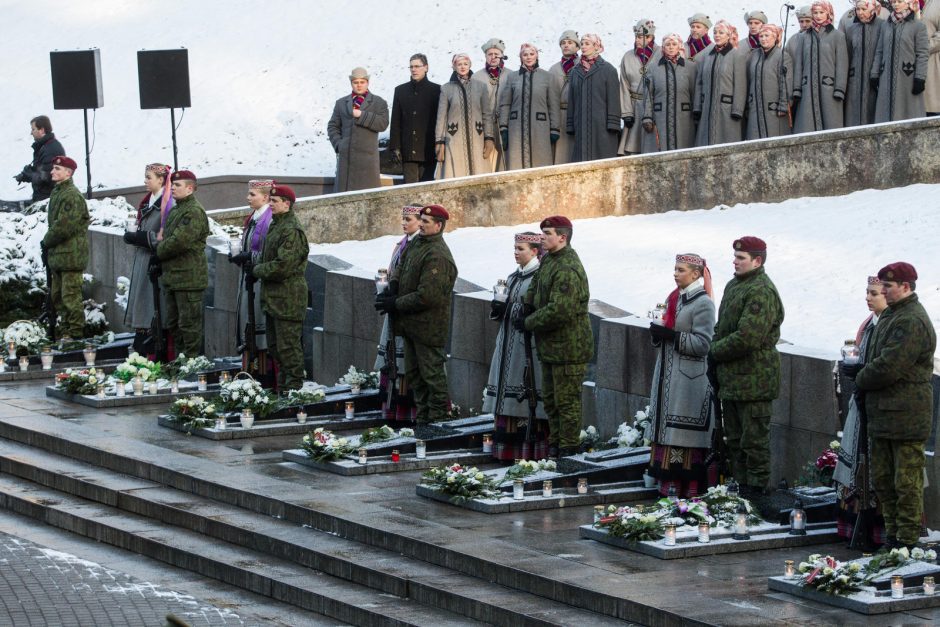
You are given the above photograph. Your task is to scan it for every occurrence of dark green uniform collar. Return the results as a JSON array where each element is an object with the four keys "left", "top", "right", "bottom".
[
  {"left": 887, "top": 292, "right": 919, "bottom": 313},
  {"left": 735, "top": 265, "right": 765, "bottom": 282},
  {"left": 419, "top": 231, "right": 444, "bottom": 243},
  {"left": 55, "top": 178, "right": 76, "bottom": 191},
  {"left": 548, "top": 244, "right": 574, "bottom": 257}
]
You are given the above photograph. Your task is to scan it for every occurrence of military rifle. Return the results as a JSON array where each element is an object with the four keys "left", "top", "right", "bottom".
[
  {"left": 243, "top": 267, "right": 259, "bottom": 376},
  {"left": 148, "top": 257, "right": 167, "bottom": 362},
  {"left": 38, "top": 245, "right": 57, "bottom": 343},
  {"left": 383, "top": 281, "right": 399, "bottom": 410},
  {"left": 706, "top": 388, "right": 731, "bottom": 485}
]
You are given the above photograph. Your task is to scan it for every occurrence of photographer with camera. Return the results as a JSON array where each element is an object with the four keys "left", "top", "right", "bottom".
[{"left": 14, "top": 116, "right": 65, "bottom": 204}]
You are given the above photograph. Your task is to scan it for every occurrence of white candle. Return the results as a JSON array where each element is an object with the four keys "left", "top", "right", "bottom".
[
  {"left": 148, "top": 381, "right": 158, "bottom": 395},
  {"left": 542, "top": 480, "right": 553, "bottom": 498},
  {"left": 891, "top": 576, "right": 904, "bottom": 599},
  {"left": 197, "top": 375, "right": 207, "bottom": 391},
  {"left": 358, "top": 448, "right": 368, "bottom": 464},
  {"left": 513, "top": 480, "right": 525, "bottom": 500},
  {"left": 663, "top": 525, "right": 677, "bottom": 546},
  {"left": 296, "top": 411, "right": 307, "bottom": 424},
  {"left": 415, "top": 440, "right": 426, "bottom": 459},
  {"left": 698, "top": 523, "right": 711, "bottom": 543},
  {"left": 18, "top": 357, "right": 29, "bottom": 372},
  {"left": 116, "top": 382, "right": 126, "bottom": 397},
  {"left": 924, "top": 576, "right": 935, "bottom": 596},
  {"left": 345, "top": 402, "right": 355, "bottom": 419},
  {"left": 577, "top": 478, "right": 588, "bottom": 494}
]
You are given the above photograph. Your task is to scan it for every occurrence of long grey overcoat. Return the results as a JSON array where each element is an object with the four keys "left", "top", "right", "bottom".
[
  {"left": 872, "top": 13, "right": 929, "bottom": 122},
  {"left": 641, "top": 56, "right": 697, "bottom": 152},
  {"left": 327, "top": 92, "right": 390, "bottom": 193},
  {"left": 745, "top": 46, "right": 793, "bottom": 140},
  {"left": 792, "top": 25, "right": 849, "bottom": 133},
  {"left": 499, "top": 67, "right": 560, "bottom": 170},
  {"left": 566, "top": 56, "right": 621, "bottom": 162},
  {"left": 618, "top": 46, "right": 660, "bottom": 155},
  {"left": 482, "top": 263, "right": 546, "bottom": 419},
  {"left": 647, "top": 284, "right": 716, "bottom": 450},
  {"left": 548, "top": 60, "right": 576, "bottom": 164},
  {"left": 694, "top": 45, "right": 747, "bottom": 146},
  {"left": 844, "top": 16, "right": 884, "bottom": 126},
  {"left": 924, "top": 0, "right": 940, "bottom": 113},
  {"left": 124, "top": 192, "right": 171, "bottom": 329},
  {"left": 472, "top": 68, "right": 512, "bottom": 172},
  {"left": 435, "top": 72, "right": 493, "bottom": 179}
]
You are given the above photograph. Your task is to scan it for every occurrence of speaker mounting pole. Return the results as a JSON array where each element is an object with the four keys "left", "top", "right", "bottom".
[
  {"left": 170, "top": 108, "right": 179, "bottom": 171},
  {"left": 82, "top": 108, "right": 92, "bottom": 200}
]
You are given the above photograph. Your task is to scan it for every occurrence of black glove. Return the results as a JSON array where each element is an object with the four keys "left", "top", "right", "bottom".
[
  {"left": 692, "top": 111, "right": 702, "bottom": 122},
  {"left": 124, "top": 230, "right": 153, "bottom": 250},
  {"left": 623, "top": 116, "right": 635, "bottom": 129},
  {"left": 512, "top": 314, "right": 527, "bottom": 332},
  {"left": 147, "top": 257, "right": 162, "bottom": 279},
  {"left": 14, "top": 167, "right": 31, "bottom": 183},
  {"left": 243, "top": 262, "right": 256, "bottom": 289},
  {"left": 228, "top": 251, "right": 252, "bottom": 266},
  {"left": 500, "top": 129, "right": 509, "bottom": 151},
  {"left": 490, "top": 299, "right": 507, "bottom": 319},
  {"left": 649, "top": 322, "right": 676, "bottom": 342},
  {"left": 840, "top": 362, "right": 862, "bottom": 381},
  {"left": 854, "top": 390, "right": 866, "bottom": 415},
  {"left": 374, "top": 292, "right": 396, "bottom": 314},
  {"left": 706, "top": 354, "right": 719, "bottom": 391},
  {"left": 550, "top": 131, "right": 559, "bottom": 144},
  {"left": 390, "top": 149, "right": 402, "bottom": 165},
  {"left": 913, "top": 78, "right": 925, "bottom": 95},
  {"left": 731, "top": 112, "right": 743, "bottom": 121},
  {"left": 870, "top": 77, "right": 879, "bottom": 91}
]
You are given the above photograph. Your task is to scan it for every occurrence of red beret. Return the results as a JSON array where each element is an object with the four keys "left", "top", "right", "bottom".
[
  {"left": 271, "top": 184, "right": 296, "bottom": 204},
  {"left": 52, "top": 155, "right": 77, "bottom": 171},
  {"left": 171, "top": 170, "right": 197, "bottom": 182},
  {"left": 733, "top": 236, "right": 767, "bottom": 254},
  {"left": 540, "top": 215, "right": 573, "bottom": 230},
  {"left": 421, "top": 204, "right": 449, "bottom": 220},
  {"left": 877, "top": 262, "right": 917, "bottom": 283}
]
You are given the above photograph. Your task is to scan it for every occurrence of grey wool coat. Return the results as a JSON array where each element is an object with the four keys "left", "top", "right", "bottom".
[
  {"left": 792, "top": 25, "right": 849, "bottom": 133},
  {"left": 745, "top": 46, "right": 794, "bottom": 140},
  {"left": 327, "top": 92, "right": 390, "bottom": 193},
  {"left": 482, "top": 263, "right": 546, "bottom": 419},
  {"left": 548, "top": 60, "right": 576, "bottom": 164},
  {"left": 641, "top": 56, "right": 698, "bottom": 152},
  {"left": 499, "top": 67, "right": 561, "bottom": 170},
  {"left": 647, "top": 284, "right": 716, "bottom": 450},
  {"left": 618, "top": 46, "right": 660, "bottom": 155},
  {"left": 694, "top": 45, "right": 747, "bottom": 146},
  {"left": 872, "top": 13, "right": 929, "bottom": 123},
  {"left": 435, "top": 72, "right": 493, "bottom": 179},
  {"left": 844, "top": 16, "right": 884, "bottom": 126},
  {"left": 124, "top": 193, "right": 170, "bottom": 329},
  {"left": 925, "top": 0, "right": 940, "bottom": 112},
  {"left": 566, "top": 56, "right": 622, "bottom": 162},
  {"left": 472, "top": 68, "right": 512, "bottom": 172}
]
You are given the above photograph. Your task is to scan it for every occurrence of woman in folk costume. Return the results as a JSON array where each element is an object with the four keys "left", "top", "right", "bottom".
[
  {"left": 373, "top": 203, "right": 423, "bottom": 422},
  {"left": 840, "top": 0, "right": 891, "bottom": 31},
  {"left": 482, "top": 232, "right": 548, "bottom": 461},
  {"left": 642, "top": 33, "right": 698, "bottom": 152},
  {"left": 844, "top": 0, "right": 886, "bottom": 126},
  {"left": 122, "top": 163, "right": 174, "bottom": 358},
  {"left": 619, "top": 19, "right": 660, "bottom": 156},
  {"left": 745, "top": 24, "right": 794, "bottom": 139},
  {"left": 499, "top": 43, "right": 561, "bottom": 171},
  {"left": 832, "top": 275, "right": 889, "bottom": 549},
  {"left": 229, "top": 180, "right": 274, "bottom": 380},
  {"left": 567, "top": 33, "right": 622, "bottom": 161},
  {"left": 694, "top": 20, "right": 748, "bottom": 146},
  {"left": 792, "top": 1, "right": 849, "bottom": 132},
  {"left": 645, "top": 254, "right": 717, "bottom": 498},
  {"left": 872, "top": 0, "right": 929, "bottom": 122},
  {"left": 435, "top": 53, "right": 494, "bottom": 179}
]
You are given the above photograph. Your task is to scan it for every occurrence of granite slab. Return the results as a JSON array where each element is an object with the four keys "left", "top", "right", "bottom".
[
  {"left": 283, "top": 448, "right": 493, "bottom": 476},
  {"left": 0, "top": 361, "right": 121, "bottom": 382},
  {"left": 580, "top": 521, "right": 840, "bottom": 559},
  {"left": 416, "top": 481, "right": 659, "bottom": 514},
  {"left": 158, "top": 411, "right": 386, "bottom": 440},
  {"left": 46, "top": 383, "right": 221, "bottom": 407}
]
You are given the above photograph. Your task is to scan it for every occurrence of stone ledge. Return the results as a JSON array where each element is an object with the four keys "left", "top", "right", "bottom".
[
  {"left": 157, "top": 411, "right": 385, "bottom": 440},
  {"left": 416, "top": 482, "right": 657, "bottom": 514},
  {"left": 283, "top": 448, "right": 492, "bottom": 476},
  {"left": 768, "top": 575, "right": 940, "bottom": 615}
]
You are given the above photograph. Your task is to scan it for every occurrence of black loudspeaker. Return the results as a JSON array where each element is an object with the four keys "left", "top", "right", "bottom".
[
  {"left": 50, "top": 49, "right": 103, "bottom": 109},
  {"left": 137, "top": 49, "right": 191, "bottom": 109}
]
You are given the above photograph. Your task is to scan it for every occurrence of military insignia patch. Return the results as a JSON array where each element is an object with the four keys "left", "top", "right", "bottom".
[
  {"left": 750, "top": 301, "right": 761, "bottom": 314},
  {"left": 559, "top": 283, "right": 570, "bottom": 294},
  {"left": 431, "top": 268, "right": 438, "bottom": 275}
]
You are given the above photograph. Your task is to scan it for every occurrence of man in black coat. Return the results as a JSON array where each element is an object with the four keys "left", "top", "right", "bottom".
[
  {"left": 389, "top": 54, "right": 441, "bottom": 184},
  {"left": 14, "top": 115, "right": 66, "bottom": 203}
]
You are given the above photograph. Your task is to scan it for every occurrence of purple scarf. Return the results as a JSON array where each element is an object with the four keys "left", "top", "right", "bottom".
[
  {"left": 390, "top": 235, "right": 410, "bottom": 268},
  {"left": 250, "top": 207, "right": 273, "bottom": 253},
  {"left": 748, "top": 34, "right": 760, "bottom": 49},
  {"left": 560, "top": 55, "right": 577, "bottom": 75},
  {"left": 636, "top": 43, "right": 656, "bottom": 65},
  {"left": 687, "top": 34, "right": 712, "bottom": 59}
]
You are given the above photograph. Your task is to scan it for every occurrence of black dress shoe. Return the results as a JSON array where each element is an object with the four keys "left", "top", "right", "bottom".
[{"left": 558, "top": 447, "right": 579, "bottom": 458}]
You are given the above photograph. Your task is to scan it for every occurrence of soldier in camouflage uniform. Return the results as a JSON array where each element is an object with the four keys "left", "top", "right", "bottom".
[
  {"left": 708, "top": 236, "right": 784, "bottom": 495},
  {"left": 375, "top": 204, "right": 457, "bottom": 424},
  {"left": 848, "top": 262, "right": 936, "bottom": 549},
  {"left": 41, "top": 156, "right": 89, "bottom": 340},
  {"left": 139, "top": 170, "right": 209, "bottom": 358},
  {"left": 247, "top": 185, "right": 309, "bottom": 391},
  {"left": 516, "top": 215, "right": 593, "bottom": 457}
]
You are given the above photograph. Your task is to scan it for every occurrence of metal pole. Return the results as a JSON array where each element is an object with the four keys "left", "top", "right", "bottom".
[
  {"left": 170, "top": 108, "right": 179, "bottom": 171},
  {"left": 83, "top": 108, "right": 92, "bottom": 199}
]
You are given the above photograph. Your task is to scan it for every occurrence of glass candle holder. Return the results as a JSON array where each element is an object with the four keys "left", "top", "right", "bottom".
[
  {"left": 513, "top": 479, "right": 525, "bottom": 500},
  {"left": 375, "top": 268, "right": 389, "bottom": 295},
  {"left": 18, "top": 356, "right": 29, "bottom": 372},
  {"left": 116, "top": 382, "right": 126, "bottom": 397},
  {"left": 0, "top": 359, "right": 6, "bottom": 373},
  {"left": 733, "top": 502, "right": 750, "bottom": 540},
  {"left": 594, "top": 505, "right": 604, "bottom": 523},
  {"left": 229, "top": 238, "right": 243, "bottom": 256},
  {"left": 698, "top": 523, "right": 711, "bottom": 544},
  {"left": 789, "top": 499, "right": 807, "bottom": 535},
  {"left": 891, "top": 575, "right": 904, "bottom": 599},
  {"left": 126, "top": 213, "right": 138, "bottom": 232},
  {"left": 350, "top": 384, "right": 361, "bottom": 395},
  {"left": 482, "top": 433, "right": 493, "bottom": 453},
  {"left": 148, "top": 380, "right": 158, "bottom": 395},
  {"left": 577, "top": 478, "right": 589, "bottom": 494},
  {"left": 841, "top": 339, "right": 860, "bottom": 365},
  {"left": 197, "top": 374, "right": 208, "bottom": 391},
  {"left": 96, "top": 384, "right": 105, "bottom": 399},
  {"left": 923, "top": 576, "right": 935, "bottom": 596},
  {"left": 391, "top": 449, "right": 400, "bottom": 462},
  {"left": 542, "top": 480, "right": 553, "bottom": 498},
  {"left": 784, "top": 560, "right": 795, "bottom": 577},
  {"left": 40, "top": 348, "right": 54, "bottom": 370},
  {"left": 240, "top": 408, "right": 254, "bottom": 429},
  {"left": 219, "top": 371, "right": 231, "bottom": 384},
  {"left": 170, "top": 379, "right": 179, "bottom": 394},
  {"left": 663, "top": 524, "right": 677, "bottom": 546},
  {"left": 83, "top": 345, "right": 96, "bottom": 367},
  {"left": 492, "top": 279, "right": 509, "bottom": 302},
  {"left": 358, "top": 448, "right": 368, "bottom": 464},
  {"left": 133, "top": 376, "right": 144, "bottom": 396},
  {"left": 345, "top": 401, "right": 355, "bottom": 419},
  {"left": 8, "top": 342, "right": 17, "bottom": 359},
  {"left": 214, "top": 414, "right": 227, "bottom": 430},
  {"left": 296, "top": 411, "right": 307, "bottom": 424},
  {"left": 415, "top": 439, "right": 426, "bottom": 459}
]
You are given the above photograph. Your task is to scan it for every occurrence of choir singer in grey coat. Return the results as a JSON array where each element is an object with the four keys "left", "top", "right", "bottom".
[
  {"left": 792, "top": 2, "right": 848, "bottom": 133},
  {"left": 694, "top": 20, "right": 747, "bottom": 146},
  {"left": 844, "top": 0, "right": 884, "bottom": 126},
  {"left": 567, "top": 33, "right": 621, "bottom": 161},
  {"left": 872, "top": 0, "right": 929, "bottom": 122},
  {"left": 745, "top": 24, "right": 793, "bottom": 139},
  {"left": 499, "top": 43, "right": 561, "bottom": 170},
  {"left": 642, "top": 33, "right": 698, "bottom": 152}
]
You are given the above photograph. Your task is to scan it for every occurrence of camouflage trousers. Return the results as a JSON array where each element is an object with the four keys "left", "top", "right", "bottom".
[
  {"left": 542, "top": 362, "right": 587, "bottom": 449},
  {"left": 403, "top": 337, "right": 448, "bottom": 424},
  {"left": 870, "top": 437, "right": 925, "bottom": 545},
  {"left": 265, "top": 315, "right": 304, "bottom": 391},
  {"left": 164, "top": 290, "right": 204, "bottom": 358},
  {"left": 722, "top": 400, "right": 771, "bottom": 489},
  {"left": 50, "top": 270, "right": 84, "bottom": 338}
]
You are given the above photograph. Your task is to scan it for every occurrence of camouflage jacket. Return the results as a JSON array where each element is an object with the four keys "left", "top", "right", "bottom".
[
  {"left": 523, "top": 245, "right": 593, "bottom": 364},
  {"left": 709, "top": 266, "right": 784, "bottom": 401},
  {"left": 392, "top": 231, "right": 457, "bottom": 347},
  {"left": 155, "top": 194, "right": 210, "bottom": 291},
  {"left": 855, "top": 293, "right": 937, "bottom": 440},
  {"left": 252, "top": 210, "right": 309, "bottom": 321},
  {"left": 43, "top": 178, "right": 89, "bottom": 272}
]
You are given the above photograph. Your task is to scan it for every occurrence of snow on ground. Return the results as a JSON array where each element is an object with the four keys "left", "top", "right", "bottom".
[
  {"left": 1, "top": 0, "right": 801, "bottom": 199},
  {"left": 310, "top": 184, "right": 940, "bottom": 360}
]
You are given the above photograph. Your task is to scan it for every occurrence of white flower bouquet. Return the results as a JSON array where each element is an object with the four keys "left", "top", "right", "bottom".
[
  {"left": 167, "top": 396, "right": 217, "bottom": 433},
  {"left": 219, "top": 376, "right": 271, "bottom": 416},
  {"left": 503, "top": 458, "right": 557, "bottom": 482},
  {"left": 421, "top": 463, "right": 501, "bottom": 504},
  {"left": 54, "top": 368, "right": 101, "bottom": 395},
  {"left": 616, "top": 404, "right": 652, "bottom": 448},
  {"left": 338, "top": 365, "right": 379, "bottom": 389},
  {"left": 113, "top": 352, "right": 162, "bottom": 382},
  {"left": 301, "top": 427, "right": 355, "bottom": 462},
  {"left": 3, "top": 320, "right": 48, "bottom": 356}
]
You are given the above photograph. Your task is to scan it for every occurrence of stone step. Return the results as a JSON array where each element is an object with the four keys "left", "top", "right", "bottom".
[
  {"left": 0, "top": 472, "right": 481, "bottom": 627},
  {"left": 0, "top": 413, "right": 691, "bottom": 626},
  {"left": 0, "top": 441, "right": 629, "bottom": 626}
]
